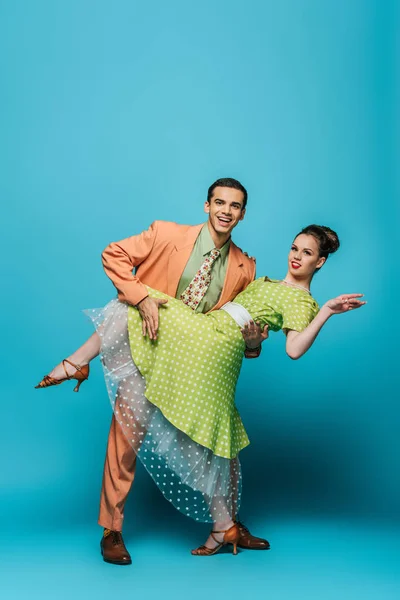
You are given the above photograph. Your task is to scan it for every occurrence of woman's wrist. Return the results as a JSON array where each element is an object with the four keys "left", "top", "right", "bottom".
[{"left": 320, "top": 304, "right": 334, "bottom": 319}]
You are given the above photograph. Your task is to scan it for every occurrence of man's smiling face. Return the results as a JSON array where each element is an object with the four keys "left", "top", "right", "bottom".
[{"left": 204, "top": 186, "right": 246, "bottom": 238}]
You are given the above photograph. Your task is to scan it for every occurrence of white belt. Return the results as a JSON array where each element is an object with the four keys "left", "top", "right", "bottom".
[{"left": 220, "top": 301, "right": 252, "bottom": 328}]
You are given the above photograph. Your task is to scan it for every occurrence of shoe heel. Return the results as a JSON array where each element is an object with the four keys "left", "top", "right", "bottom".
[
  {"left": 73, "top": 379, "right": 85, "bottom": 392},
  {"left": 232, "top": 542, "right": 238, "bottom": 555}
]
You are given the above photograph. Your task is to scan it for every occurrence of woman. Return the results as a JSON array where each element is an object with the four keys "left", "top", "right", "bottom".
[{"left": 36, "top": 225, "right": 365, "bottom": 555}]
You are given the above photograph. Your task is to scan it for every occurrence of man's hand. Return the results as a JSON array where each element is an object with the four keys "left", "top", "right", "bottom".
[
  {"left": 137, "top": 296, "right": 168, "bottom": 340},
  {"left": 241, "top": 320, "right": 269, "bottom": 349}
]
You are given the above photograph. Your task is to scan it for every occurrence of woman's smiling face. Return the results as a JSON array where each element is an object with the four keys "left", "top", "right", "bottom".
[{"left": 288, "top": 234, "right": 326, "bottom": 278}]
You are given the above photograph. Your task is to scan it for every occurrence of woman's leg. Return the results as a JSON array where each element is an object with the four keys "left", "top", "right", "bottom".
[
  {"left": 48, "top": 332, "right": 101, "bottom": 379},
  {"left": 196, "top": 472, "right": 238, "bottom": 550}
]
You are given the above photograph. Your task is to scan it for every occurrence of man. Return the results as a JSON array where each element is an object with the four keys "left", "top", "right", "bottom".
[{"left": 99, "top": 178, "right": 269, "bottom": 564}]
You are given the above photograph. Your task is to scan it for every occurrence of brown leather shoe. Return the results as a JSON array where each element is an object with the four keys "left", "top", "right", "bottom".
[
  {"left": 236, "top": 521, "right": 270, "bottom": 550},
  {"left": 100, "top": 529, "right": 132, "bottom": 565}
]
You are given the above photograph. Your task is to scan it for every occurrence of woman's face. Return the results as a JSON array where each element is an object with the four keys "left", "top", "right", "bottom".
[{"left": 288, "top": 234, "right": 326, "bottom": 278}]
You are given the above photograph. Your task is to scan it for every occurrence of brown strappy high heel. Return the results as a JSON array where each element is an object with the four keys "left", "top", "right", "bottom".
[
  {"left": 191, "top": 523, "right": 240, "bottom": 556},
  {"left": 35, "top": 359, "right": 89, "bottom": 393}
]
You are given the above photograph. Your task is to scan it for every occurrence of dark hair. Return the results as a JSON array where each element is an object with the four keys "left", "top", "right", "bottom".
[
  {"left": 207, "top": 178, "right": 248, "bottom": 209},
  {"left": 296, "top": 224, "right": 340, "bottom": 266}
]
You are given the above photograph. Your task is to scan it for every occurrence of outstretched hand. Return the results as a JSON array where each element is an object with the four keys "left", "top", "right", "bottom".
[
  {"left": 241, "top": 320, "right": 269, "bottom": 349},
  {"left": 324, "top": 293, "right": 366, "bottom": 315},
  {"left": 137, "top": 296, "right": 168, "bottom": 340}
]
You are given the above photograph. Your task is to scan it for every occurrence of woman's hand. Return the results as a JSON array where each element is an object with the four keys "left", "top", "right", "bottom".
[
  {"left": 323, "top": 293, "right": 366, "bottom": 315},
  {"left": 241, "top": 321, "right": 269, "bottom": 349}
]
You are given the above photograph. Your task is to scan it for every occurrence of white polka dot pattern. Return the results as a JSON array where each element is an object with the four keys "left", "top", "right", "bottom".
[
  {"left": 85, "top": 276, "right": 318, "bottom": 523},
  {"left": 127, "top": 289, "right": 249, "bottom": 460},
  {"left": 126, "top": 279, "right": 318, "bottom": 459},
  {"left": 87, "top": 299, "right": 242, "bottom": 523}
]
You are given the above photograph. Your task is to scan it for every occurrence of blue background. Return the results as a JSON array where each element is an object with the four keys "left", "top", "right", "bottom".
[{"left": 1, "top": 0, "right": 398, "bottom": 598}]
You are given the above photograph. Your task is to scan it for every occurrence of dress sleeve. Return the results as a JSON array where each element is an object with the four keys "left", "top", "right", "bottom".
[{"left": 281, "top": 295, "right": 319, "bottom": 333}]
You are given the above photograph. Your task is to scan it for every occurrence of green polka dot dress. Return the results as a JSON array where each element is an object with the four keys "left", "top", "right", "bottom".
[{"left": 126, "top": 277, "right": 319, "bottom": 460}]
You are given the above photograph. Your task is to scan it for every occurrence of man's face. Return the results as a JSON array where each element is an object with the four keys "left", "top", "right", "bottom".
[{"left": 204, "top": 186, "right": 246, "bottom": 237}]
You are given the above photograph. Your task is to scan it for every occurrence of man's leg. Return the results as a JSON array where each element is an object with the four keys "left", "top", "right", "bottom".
[
  {"left": 99, "top": 413, "right": 137, "bottom": 530},
  {"left": 229, "top": 459, "right": 270, "bottom": 550},
  {"left": 99, "top": 414, "right": 136, "bottom": 564}
]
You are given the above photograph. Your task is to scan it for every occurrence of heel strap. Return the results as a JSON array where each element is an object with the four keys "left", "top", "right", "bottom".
[
  {"left": 63, "top": 358, "right": 83, "bottom": 376},
  {"left": 210, "top": 523, "right": 238, "bottom": 541},
  {"left": 62, "top": 360, "right": 72, "bottom": 380},
  {"left": 212, "top": 528, "right": 229, "bottom": 534},
  {"left": 210, "top": 528, "right": 231, "bottom": 543}
]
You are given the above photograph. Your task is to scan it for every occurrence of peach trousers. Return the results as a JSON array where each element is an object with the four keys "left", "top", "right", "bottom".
[{"left": 98, "top": 415, "right": 136, "bottom": 531}]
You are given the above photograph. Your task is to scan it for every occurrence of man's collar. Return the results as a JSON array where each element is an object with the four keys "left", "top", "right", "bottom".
[{"left": 200, "top": 223, "right": 231, "bottom": 258}]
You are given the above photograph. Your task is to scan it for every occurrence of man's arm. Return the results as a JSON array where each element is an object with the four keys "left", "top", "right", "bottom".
[
  {"left": 240, "top": 255, "right": 267, "bottom": 358},
  {"left": 242, "top": 321, "right": 269, "bottom": 358},
  {"left": 102, "top": 221, "right": 159, "bottom": 306},
  {"left": 102, "top": 221, "right": 169, "bottom": 340}
]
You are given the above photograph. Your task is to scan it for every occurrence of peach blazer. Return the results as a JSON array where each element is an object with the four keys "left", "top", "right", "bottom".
[{"left": 102, "top": 220, "right": 256, "bottom": 311}]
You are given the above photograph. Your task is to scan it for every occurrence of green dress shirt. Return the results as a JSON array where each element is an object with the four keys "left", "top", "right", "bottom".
[{"left": 176, "top": 223, "right": 230, "bottom": 313}]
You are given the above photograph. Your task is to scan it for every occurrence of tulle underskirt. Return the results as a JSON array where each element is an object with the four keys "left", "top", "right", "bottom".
[{"left": 86, "top": 299, "right": 242, "bottom": 523}]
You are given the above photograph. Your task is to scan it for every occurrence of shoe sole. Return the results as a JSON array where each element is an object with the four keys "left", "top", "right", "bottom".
[
  {"left": 102, "top": 557, "right": 132, "bottom": 565},
  {"left": 237, "top": 544, "right": 270, "bottom": 550}
]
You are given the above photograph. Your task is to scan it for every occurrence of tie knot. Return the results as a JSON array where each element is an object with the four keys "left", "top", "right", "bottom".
[{"left": 209, "top": 248, "right": 220, "bottom": 261}]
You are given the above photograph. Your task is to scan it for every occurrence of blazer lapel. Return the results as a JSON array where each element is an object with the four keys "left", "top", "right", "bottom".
[
  {"left": 213, "top": 242, "right": 244, "bottom": 310},
  {"left": 167, "top": 224, "right": 204, "bottom": 297}
]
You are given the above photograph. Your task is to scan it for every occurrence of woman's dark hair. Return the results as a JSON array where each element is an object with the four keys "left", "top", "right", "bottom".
[
  {"left": 207, "top": 178, "right": 248, "bottom": 209},
  {"left": 296, "top": 224, "right": 340, "bottom": 265}
]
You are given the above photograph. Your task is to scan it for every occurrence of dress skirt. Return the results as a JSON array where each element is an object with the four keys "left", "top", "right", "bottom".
[{"left": 86, "top": 290, "right": 250, "bottom": 523}]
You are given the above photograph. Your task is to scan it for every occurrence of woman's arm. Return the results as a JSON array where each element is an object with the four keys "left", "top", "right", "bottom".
[{"left": 285, "top": 293, "right": 365, "bottom": 360}]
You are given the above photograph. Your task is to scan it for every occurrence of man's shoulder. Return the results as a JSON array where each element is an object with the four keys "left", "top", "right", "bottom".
[
  {"left": 231, "top": 240, "right": 257, "bottom": 265},
  {"left": 230, "top": 241, "right": 257, "bottom": 282},
  {"left": 150, "top": 220, "right": 203, "bottom": 238},
  {"left": 151, "top": 220, "right": 202, "bottom": 231}
]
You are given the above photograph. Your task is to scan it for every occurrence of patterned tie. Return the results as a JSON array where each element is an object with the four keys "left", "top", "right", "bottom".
[{"left": 180, "top": 248, "right": 221, "bottom": 310}]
